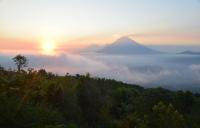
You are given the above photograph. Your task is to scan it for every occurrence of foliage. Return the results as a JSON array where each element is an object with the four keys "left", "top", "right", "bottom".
[{"left": 151, "top": 102, "right": 185, "bottom": 128}]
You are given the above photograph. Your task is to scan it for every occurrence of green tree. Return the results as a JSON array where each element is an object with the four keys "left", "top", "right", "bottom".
[
  {"left": 77, "top": 78, "right": 108, "bottom": 128},
  {"left": 111, "top": 87, "right": 138, "bottom": 119},
  {"left": 12, "top": 55, "right": 28, "bottom": 72},
  {"left": 151, "top": 102, "right": 185, "bottom": 128}
]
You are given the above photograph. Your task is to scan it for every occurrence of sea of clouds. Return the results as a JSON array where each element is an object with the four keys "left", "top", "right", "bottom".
[{"left": 1, "top": 53, "right": 200, "bottom": 92}]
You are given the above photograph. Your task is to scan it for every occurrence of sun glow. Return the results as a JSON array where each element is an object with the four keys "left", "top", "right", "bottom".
[{"left": 41, "top": 40, "right": 56, "bottom": 55}]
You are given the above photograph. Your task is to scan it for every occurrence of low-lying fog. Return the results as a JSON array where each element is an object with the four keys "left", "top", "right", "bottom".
[{"left": 1, "top": 53, "right": 200, "bottom": 92}]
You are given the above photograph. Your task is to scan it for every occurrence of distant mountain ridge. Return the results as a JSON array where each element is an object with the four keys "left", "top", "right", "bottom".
[
  {"left": 179, "top": 50, "right": 200, "bottom": 55},
  {"left": 99, "top": 37, "right": 161, "bottom": 54}
]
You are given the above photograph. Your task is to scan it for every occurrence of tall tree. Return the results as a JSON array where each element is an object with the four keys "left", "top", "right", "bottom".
[{"left": 12, "top": 55, "right": 28, "bottom": 72}]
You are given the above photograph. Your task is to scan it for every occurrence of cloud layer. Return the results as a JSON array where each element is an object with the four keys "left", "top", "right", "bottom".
[{"left": 1, "top": 53, "right": 200, "bottom": 92}]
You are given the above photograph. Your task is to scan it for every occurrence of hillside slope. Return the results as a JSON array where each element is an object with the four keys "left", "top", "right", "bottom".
[{"left": 0, "top": 67, "right": 199, "bottom": 128}]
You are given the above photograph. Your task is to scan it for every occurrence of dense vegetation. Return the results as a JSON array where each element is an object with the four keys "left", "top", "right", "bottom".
[{"left": 0, "top": 55, "right": 200, "bottom": 128}]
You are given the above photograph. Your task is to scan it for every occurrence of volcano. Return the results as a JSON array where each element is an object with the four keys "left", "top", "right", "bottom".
[{"left": 99, "top": 37, "right": 161, "bottom": 54}]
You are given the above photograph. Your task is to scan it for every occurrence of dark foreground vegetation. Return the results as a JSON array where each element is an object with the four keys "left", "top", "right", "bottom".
[{"left": 0, "top": 55, "right": 200, "bottom": 128}]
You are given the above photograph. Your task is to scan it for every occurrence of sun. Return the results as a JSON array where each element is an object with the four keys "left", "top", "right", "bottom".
[{"left": 41, "top": 40, "right": 56, "bottom": 55}]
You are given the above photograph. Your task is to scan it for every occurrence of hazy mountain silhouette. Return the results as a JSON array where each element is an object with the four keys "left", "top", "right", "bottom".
[
  {"left": 179, "top": 50, "right": 200, "bottom": 55},
  {"left": 99, "top": 37, "right": 161, "bottom": 54}
]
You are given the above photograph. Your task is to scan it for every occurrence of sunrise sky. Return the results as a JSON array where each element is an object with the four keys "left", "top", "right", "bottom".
[{"left": 0, "top": 0, "right": 200, "bottom": 55}]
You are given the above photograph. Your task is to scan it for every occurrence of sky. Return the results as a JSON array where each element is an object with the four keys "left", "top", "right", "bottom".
[{"left": 0, "top": 0, "right": 200, "bottom": 55}]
